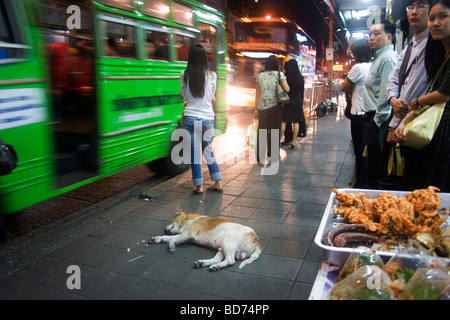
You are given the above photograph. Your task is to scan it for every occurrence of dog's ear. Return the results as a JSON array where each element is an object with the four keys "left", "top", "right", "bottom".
[{"left": 176, "top": 205, "right": 184, "bottom": 215}]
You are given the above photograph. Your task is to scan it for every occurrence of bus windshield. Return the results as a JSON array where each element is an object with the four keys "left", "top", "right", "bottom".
[
  {"left": 235, "top": 22, "right": 288, "bottom": 46},
  {"left": 228, "top": 18, "right": 316, "bottom": 108}
]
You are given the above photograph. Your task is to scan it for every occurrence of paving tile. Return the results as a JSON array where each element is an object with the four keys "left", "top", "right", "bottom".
[
  {"left": 250, "top": 208, "right": 289, "bottom": 223},
  {"left": 185, "top": 269, "right": 246, "bottom": 298},
  {"left": 263, "top": 238, "right": 310, "bottom": 259},
  {"left": 288, "top": 282, "right": 313, "bottom": 300},
  {"left": 68, "top": 244, "right": 127, "bottom": 269},
  {"left": 275, "top": 224, "right": 317, "bottom": 242},
  {"left": 233, "top": 274, "right": 293, "bottom": 300},
  {"left": 219, "top": 205, "right": 256, "bottom": 219},
  {"left": 143, "top": 257, "right": 199, "bottom": 287},
  {"left": 231, "top": 196, "right": 265, "bottom": 208},
  {"left": 283, "top": 211, "right": 321, "bottom": 228},
  {"left": 295, "top": 260, "right": 322, "bottom": 284},
  {"left": 235, "top": 253, "right": 301, "bottom": 281},
  {"left": 73, "top": 270, "right": 140, "bottom": 299},
  {"left": 118, "top": 278, "right": 220, "bottom": 300}
]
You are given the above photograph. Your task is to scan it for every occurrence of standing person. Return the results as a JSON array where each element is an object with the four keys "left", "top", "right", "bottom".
[
  {"left": 255, "top": 55, "right": 290, "bottom": 166},
  {"left": 180, "top": 45, "right": 223, "bottom": 194},
  {"left": 384, "top": 0, "right": 431, "bottom": 190},
  {"left": 361, "top": 20, "right": 398, "bottom": 189},
  {"left": 340, "top": 38, "right": 372, "bottom": 189},
  {"left": 280, "top": 59, "right": 305, "bottom": 149},
  {"left": 395, "top": 0, "right": 450, "bottom": 192}
]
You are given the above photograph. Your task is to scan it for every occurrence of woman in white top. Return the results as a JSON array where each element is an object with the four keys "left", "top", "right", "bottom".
[
  {"left": 340, "top": 38, "right": 372, "bottom": 188},
  {"left": 255, "top": 55, "right": 289, "bottom": 166},
  {"left": 180, "top": 45, "right": 222, "bottom": 194}
]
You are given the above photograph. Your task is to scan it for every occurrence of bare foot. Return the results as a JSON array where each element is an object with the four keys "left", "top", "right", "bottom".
[
  {"left": 193, "top": 186, "right": 203, "bottom": 194},
  {"left": 207, "top": 182, "right": 223, "bottom": 192}
]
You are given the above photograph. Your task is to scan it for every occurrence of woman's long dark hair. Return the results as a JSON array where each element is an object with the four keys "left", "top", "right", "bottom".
[
  {"left": 284, "top": 59, "right": 304, "bottom": 90},
  {"left": 425, "top": 0, "right": 450, "bottom": 80},
  {"left": 184, "top": 45, "right": 209, "bottom": 98}
]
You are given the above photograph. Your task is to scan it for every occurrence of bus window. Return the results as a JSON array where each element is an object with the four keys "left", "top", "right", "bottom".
[
  {"left": 145, "top": 29, "right": 170, "bottom": 61},
  {"left": 0, "top": 0, "right": 27, "bottom": 63},
  {"left": 172, "top": 2, "right": 194, "bottom": 26},
  {"left": 142, "top": 0, "right": 170, "bottom": 21},
  {"left": 101, "top": 18, "right": 137, "bottom": 58},
  {"left": 104, "top": 0, "right": 135, "bottom": 12},
  {"left": 197, "top": 23, "right": 216, "bottom": 71},
  {"left": 216, "top": 27, "right": 225, "bottom": 65},
  {"left": 174, "top": 33, "right": 194, "bottom": 62}
]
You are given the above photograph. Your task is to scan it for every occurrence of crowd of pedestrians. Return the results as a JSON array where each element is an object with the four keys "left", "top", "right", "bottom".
[
  {"left": 178, "top": 0, "right": 450, "bottom": 194},
  {"left": 341, "top": 0, "right": 450, "bottom": 192}
]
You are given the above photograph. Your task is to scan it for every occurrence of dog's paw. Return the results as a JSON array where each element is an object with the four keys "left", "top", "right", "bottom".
[
  {"left": 194, "top": 261, "right": 204, "bottom": 269},
  {"left": 209, "top": 265, "right": 220, "bottom": 272},
  {"left": 168, "top": 246, "right": 176, "bottom": 254},
  {"left": 148, "top": 236, "right": 161, "bottom": 244}
]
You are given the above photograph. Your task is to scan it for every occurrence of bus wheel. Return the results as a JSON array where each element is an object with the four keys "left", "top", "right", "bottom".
[
  {"left": 147, "top": 135, "right": 189, "bottom": 177},
  {"left": 147, "top": 157, "right": 189, "bottom": 177},
  {"left": 0, "top": 215, "right": 7, "bottom": 242}
]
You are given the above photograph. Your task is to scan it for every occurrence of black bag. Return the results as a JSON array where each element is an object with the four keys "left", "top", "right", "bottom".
[
  {"left": 316, "top": 102, "right": 328, "bottom": 117},
  {"left": 0, "top": 139, "right": 18, "bottom": 176}
]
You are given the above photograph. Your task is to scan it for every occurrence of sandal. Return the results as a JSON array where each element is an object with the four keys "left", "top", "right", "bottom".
[
  {"left": 289, "top": 144, "right": 295, "bottom": 149},
  {"left": 192, "top": 187, "right": 203, "bottom": 194},
  {"left": 207, "top": 185, "right": 223, "bottom": 193}
]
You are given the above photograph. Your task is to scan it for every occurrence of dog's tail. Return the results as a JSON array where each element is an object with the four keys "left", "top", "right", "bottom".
[{"left": 238, "top": 241, "right": 262, "bottom": 269}]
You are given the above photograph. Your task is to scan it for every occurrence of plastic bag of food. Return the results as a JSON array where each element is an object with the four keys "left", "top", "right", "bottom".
[
  {"left": 330, "top": 265, "right": 396, "bottom": 300},
  {"left": 338, "top": 245, "right": 384, "bottom": 280},
  {"left": 398, "top": 267, "right": 450, "bottom": 300},
  {"left": 384, "top": 248, "right": 430, "bottom": 283}
]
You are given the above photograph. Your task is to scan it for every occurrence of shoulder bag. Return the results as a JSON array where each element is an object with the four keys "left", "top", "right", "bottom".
[
  {"left": 0, "top": 138, "right": 18, "bottom": 176},
  {"left": 276, "top": 71, "right": 290, "bottom": 105},
  {"left": 401, "top": 55, "right": 449, "bottom": 150},
  {"left": 402, "top": 102, "right": 445, "bottom": 150}
]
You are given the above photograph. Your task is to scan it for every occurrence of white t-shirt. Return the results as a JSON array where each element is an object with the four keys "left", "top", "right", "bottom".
[
  {"left": 346, "top": 62, "right": 371, "bottom": 115},
  {"left": 180, "top": 70, "right": 216, "bottom": 120}
]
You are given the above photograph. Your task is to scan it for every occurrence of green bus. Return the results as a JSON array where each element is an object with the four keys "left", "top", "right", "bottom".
[{"left": 0, "top": 0, "right": 229, "bottom": 216}]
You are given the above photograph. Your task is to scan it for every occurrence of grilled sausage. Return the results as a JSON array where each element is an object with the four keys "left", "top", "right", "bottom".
[
  {"left": 333, "top": 232, "right": 379, "bottom": 247},
  {"left": 323, "top": 224, "right": 369, "bottom": 246}
]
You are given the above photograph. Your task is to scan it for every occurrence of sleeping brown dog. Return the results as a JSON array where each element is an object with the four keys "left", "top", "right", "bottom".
[{"left": 148, "top": 206, "right": 262, "bottom": 271}]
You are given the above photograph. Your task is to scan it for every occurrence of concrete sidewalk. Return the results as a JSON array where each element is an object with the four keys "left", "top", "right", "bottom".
[{"left": 0, "top": 109, "right": 353, "bottom": 300}]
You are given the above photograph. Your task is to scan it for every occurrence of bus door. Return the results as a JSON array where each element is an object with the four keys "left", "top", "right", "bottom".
[
  {"left": 40, "top": 0, "right": 98, "bottom": 187},
  {"left": 196, "top": 22, "right": 227, "bottom": 134},
  {"left": 0, "top": 0, "right": 55, "bottom": 214}
]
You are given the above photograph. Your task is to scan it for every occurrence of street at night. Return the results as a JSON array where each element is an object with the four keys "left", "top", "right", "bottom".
[{"left": 1, "top": 0, "right": 448, "bottom": 308}]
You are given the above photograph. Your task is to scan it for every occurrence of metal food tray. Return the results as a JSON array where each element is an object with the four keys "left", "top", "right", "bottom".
[{"left": 314, "top": 188, "right": 450, "bottom": 266}]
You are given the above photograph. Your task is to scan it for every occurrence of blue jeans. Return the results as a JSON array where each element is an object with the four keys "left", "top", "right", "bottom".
[{"left": 183, "top": 116, "right": 222, "bottom": 186}]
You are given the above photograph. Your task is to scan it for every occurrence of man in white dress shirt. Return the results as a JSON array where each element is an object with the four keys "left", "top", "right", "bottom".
[{"left": 382, "top": 0, "right": 430, "bottom": 190}]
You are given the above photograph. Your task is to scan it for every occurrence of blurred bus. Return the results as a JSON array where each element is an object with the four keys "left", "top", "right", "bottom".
[
  {"left": 228, "top": 16, "right": 316, "bottom": 108},
  {"left": 0, "top": 0, "right": 229, "bottom": 216}
]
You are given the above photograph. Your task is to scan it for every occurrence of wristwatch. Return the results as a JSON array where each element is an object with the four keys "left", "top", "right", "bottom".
[{"left": 413, "top": 97, "right": 420, "bottom": 109}]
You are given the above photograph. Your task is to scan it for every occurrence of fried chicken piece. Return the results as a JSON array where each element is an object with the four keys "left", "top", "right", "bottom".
[{"left": 332, "top": 187, "right": 446, "bottom": 238}]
